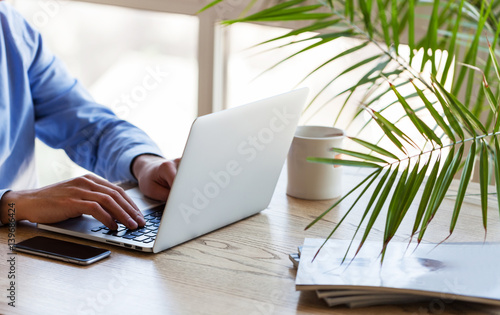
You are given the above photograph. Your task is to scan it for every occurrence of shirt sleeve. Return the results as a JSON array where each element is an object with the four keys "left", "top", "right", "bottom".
[{"left": 19, "top": 12, "right": 163, "bottom": 182}]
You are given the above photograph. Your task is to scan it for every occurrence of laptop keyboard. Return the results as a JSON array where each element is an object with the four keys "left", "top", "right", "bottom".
[{"left": 90, "top": 209, "right": 163, "bottom": 244}]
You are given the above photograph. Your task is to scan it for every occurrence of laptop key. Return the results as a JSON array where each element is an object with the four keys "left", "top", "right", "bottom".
[
  {"left": 130, "top": 231, "right": 144, "bottom": 236},
  {"left": 114, "top": 230, "right": 128, "bottom": 237},
  {"left": 134, "top": 235, "right": 150, "bottom": 242},
  {"left": 91, "top": 228, "right": 101, "bottom": 232},
  {"left": 145, "top": 232, "right": 156, "bottom": 238},
  {"left": 143, "top": 238, "right": 154, "bottom": 243},
  {"left": 122, "top": 234, "right": 136, "bottom": 240}
]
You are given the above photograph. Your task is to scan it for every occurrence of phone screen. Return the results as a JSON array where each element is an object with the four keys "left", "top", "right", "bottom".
[{"left": 14, "top": 236, "right": 110, "bottom": 265}]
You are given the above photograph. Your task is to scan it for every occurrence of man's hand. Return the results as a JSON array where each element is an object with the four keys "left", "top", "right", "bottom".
[
  {"left": 132, "top": 155, "right": 180, "bottom": 201},
  {"left": 0, "top": 174, "right": 145, "bottom": 230},
  {"left": 0, "top": 155, "right": 180, "bottom": 229}
]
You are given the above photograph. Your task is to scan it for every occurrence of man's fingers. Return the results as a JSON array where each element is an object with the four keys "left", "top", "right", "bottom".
[
  {"left": 78, "top": 189, "right": 139, "bottom": 230},
  {"left": 174, "top": 158, "right": 181, "bottom": 169},
  {"left": 78, "top": 175, "right": 145, "bottom": 228},
  {"left": 76, "top": 200, "right": 117, "bottom": 230},
  {"left": 158, "top": 161, "right": 177, "bottom": 188},
  {"left": 94, "top": 184, "right": 145, "bottom": 226},
  {"left": 82, "top": 174, "right": 141, "bottom": 212}
]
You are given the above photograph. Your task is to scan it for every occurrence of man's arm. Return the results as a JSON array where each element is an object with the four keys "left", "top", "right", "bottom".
[{"left": 0, "top": 4, "right": 178, "bottom": 228}]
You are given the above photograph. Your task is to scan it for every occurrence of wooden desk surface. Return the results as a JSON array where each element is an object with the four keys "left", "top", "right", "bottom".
[{"left": 1, "top": 168, "right": 500, "bottom": 315}]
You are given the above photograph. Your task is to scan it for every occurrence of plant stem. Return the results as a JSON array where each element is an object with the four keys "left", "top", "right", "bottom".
[{"left": 383, "top": 131, "right": 500, "bottom": 168}]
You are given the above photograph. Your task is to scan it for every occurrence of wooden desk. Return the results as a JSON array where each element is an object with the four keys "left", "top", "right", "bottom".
[{"left": 1, "top": 168, "right": 500, "bottom": 314}]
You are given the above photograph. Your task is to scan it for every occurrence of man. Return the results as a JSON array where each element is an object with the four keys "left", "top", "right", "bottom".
[{"left": 0, "top": 2, "right": 178, "bottom": 230}]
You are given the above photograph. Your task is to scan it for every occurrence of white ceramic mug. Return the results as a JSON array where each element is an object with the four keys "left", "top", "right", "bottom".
[{"left": 287, "top": 126, "right": 345, "bottom": 200}]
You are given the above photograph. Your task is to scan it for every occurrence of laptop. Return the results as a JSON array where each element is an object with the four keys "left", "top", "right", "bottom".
[{"left": 38, "top": 88, "right": 309, "bottom": 253}]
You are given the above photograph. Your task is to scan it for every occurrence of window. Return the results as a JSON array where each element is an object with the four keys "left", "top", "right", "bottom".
[{"left": 9, "top": 0, "right": 198, "bottom": 185}]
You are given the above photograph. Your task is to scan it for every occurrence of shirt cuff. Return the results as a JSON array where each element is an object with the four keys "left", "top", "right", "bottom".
[
  {"left": 0, "top": 189, "right": 11, "bottom": 201},
  {"left": 0, "top": 189, "right": 11, "bottom": 227},
  {"left": 116, "top": 145, "right": 164, "bottom": 183}
]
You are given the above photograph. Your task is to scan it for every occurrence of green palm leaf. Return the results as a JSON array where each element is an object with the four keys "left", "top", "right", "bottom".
[
  {"left": 305, "top": 169, "right": 381, "bottom": 231},
  {"left": 307, "top": 157, "right": 383, "bottom": 168},
  {"left": 306, "top": 54, "right": 384, "bottom": 111},
  {"left": 330, "top": 148, "right": 389, "bottom": 164},
  {"left": 411, "top": 81, "right": 455, "bottom": 141},
  {"left": 494, "top": 137, "right": 500, "bottom": 217},
  {"left": 391, "top": 0, "right": 400, "bottom": 55},
  {"left": 411, "top": 153, "right": 440, "bottom": 240},
  {"left": 417, "top": 145, "right": 463, "bottom": 243},
  {"left": 295, "top": 41, "right": 370, "bottom": 87},
  {"left": 258, "top": 30, "right": 357, "bottom": 77},
  {"left": 369, "top": 108, "right": 418, "bottom": 151},
  {"left": 408, "top": 0, "right": 415, "bottom": 62},
  {"left": 390, "top": 83, "right": 442, "bottom": 146},
  {"left": 311, "top": 169, "right": 382, "bottom": 261},
  {"left": 257, "top": 19, "right": 343, "bottom": 46},
  {"left": 222, "top": 0, "right": 307, "bottom": 23},
  {"left": 433, "top": 84, "right": 466, "bottom": 139},
  {"left": 433, "top": 76, "right": 488, "bottom": 135},
  {"left": 357, "top": 165, "right": 399, "bottom": 258},
  {"left": 376, "top": 0, "right": 391, "bottom": 48},
  {"left": 449, "top": 140, "right": 476, "bottom": 234},
  {"left": 348, "top": 136, "right": 399, "bottom": 160},
  {"left": 441, "top": 0, "right": 465, "bottom": 85},
  {"left": 197, "top": 0, "right": 224, "bottom": 13},
  {"left": 480, "top": 140, "right": 489, "bottom": 231},
  {"left": 201, "top": 0, "right": 500, "bottom": 261}
]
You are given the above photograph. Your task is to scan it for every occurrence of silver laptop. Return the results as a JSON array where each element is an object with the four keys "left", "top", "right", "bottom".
[{"left": 38, "top": 88, "right": 309, "bottom": 253}]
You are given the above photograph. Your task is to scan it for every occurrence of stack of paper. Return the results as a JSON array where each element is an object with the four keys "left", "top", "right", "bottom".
[{"left": 291, "top": 239, "right": 500, "bottom": 308}]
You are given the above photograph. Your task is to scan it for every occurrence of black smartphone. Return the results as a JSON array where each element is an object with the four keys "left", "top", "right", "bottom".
[{"left": 13, "top": 236, "right": 111, "bottom": 265}]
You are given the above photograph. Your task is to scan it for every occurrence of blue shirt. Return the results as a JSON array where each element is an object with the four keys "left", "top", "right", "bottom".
[{"left": 0, "top": 3, "right": 163, "bottom": 200}]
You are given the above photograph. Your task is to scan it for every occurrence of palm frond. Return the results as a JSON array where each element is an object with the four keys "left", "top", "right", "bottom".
[{"left": 201, "top": 0, "right": 500, "bottom": 260}]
